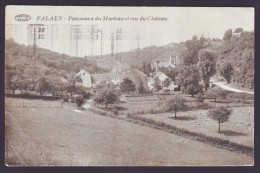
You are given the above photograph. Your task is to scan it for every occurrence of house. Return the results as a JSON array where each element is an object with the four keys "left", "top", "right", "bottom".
[
  {"left": 91, "top": 73, "right": 123, "bottom": 86},
  {"left": 74, "top": 69, "right": 92, "bottom": 88},
  {"left": 232, "top": 31, "right": 242, "bottom": 39},
  {"left": 151, "top": 54, "right": 177, "bottom": 70},
  {"left": 75, "top": 69, "right": 124, "bottom": 88},
  {"left": 148, "top": 71, "right": 178, "bottom": 91}
]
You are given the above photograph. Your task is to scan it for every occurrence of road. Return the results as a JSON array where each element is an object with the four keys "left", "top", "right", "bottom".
[
  {"left": 5, "top": 106, "right": 253, "bottom": 166},
  {"left": 210, "top": 79, "right": 254, "bottom": 94}
]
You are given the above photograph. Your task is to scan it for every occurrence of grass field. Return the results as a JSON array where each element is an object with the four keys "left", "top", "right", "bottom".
[
  {"left": 5, "top": 98, "right": 253, "bottom": 166},
  {"left": 137, "top": 107, "right": 254, "bottom": 147}
]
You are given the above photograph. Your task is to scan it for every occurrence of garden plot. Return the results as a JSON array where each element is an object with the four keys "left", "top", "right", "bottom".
[{"left": 138, "top": 107, "right": 254, "bottom": 147}]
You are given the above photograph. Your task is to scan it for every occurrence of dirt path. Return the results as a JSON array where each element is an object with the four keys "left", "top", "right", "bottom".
[
  {"left": 5, "top": 107, "right": 253, "bottom": 166},
  {"left": 210, "top": 79, "right": 254, "bottom": 94}
]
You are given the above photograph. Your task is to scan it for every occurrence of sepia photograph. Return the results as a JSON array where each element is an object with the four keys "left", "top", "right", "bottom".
[{"left": 4, "top": 6, "right": 254, "bottom": 166}]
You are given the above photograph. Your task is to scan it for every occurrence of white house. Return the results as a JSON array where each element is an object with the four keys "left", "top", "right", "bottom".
[
  {"left": 74, "top": 69, "right": 92, "bottom": 88},
  {"left": 232, "top": 31, "right": 242, "bottom": 39}
]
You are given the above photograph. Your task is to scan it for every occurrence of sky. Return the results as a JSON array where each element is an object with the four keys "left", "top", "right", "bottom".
[{"left": 6, "top": 6, "right": 254, "bottom": 56}]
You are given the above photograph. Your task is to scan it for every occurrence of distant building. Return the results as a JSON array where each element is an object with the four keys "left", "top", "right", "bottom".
[
  {"left": 111, "top": 61, "right": 129, "bottom": 73},
  {"left": 151, "top": 54, "right": 177, "bottom": 70},
  {"left": 232, "top": 31, "right": 242, "bottom": 39}
]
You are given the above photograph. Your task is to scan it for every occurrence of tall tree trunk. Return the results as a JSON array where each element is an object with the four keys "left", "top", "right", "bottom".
[
  {"left": 175, "top": 111, "right": 177, "bottom": 118},
  {"left": 218, "top": 122, "right": 221, "bottom": 132},
  {"left": 205, "top": 78, "right": 210, "bottom": 90}
]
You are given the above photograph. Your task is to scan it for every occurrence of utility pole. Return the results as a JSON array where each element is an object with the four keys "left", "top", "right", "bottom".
[
  {"left": 115, "top": 28, "right": 122, "bottom": 60},
  {"left": 33, "top": 26, "right": 36, "bottom": 60},
  {"left": 100, "top": 28, "right": 103, "bottom": 58},
  {"left": 111, "top": 31, "right": 114, "bottom": 57},
  {"left": 91, "top": 25, "right": 94, "bottom": 58}
]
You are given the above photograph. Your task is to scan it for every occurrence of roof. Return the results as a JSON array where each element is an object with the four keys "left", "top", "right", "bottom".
[
  {"left": 91, "top": 73, "right": 122, "bottom": 83},
  {"left": 153, "top": 71, "right": 171, "bottom": 81},
  {"left": 132, "top": 69, "right": 148, "bottom": 77},
  {"left": 74, "top": 69, "right": 90, "bottom": 77}
]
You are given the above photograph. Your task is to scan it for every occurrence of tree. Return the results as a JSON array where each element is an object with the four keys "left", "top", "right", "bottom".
[
  {"left": 181, "top": 35, "right": 208, "bottom": 66},
  {"left": 47, "top": 75, "right": 65, "bottom": 97},
  {"left": 9, "top": 75, "right": 20, "bottom": 95},
  {"left": 186, "top": 84, "right": 203, "bottom": 97},
  {"left": 66, "top": 76, "right": 82, "bottom": 96},
  {"left": 207, "top": 106, "right": 232, "bottom": 132},
  {"left": 206, "top": 87, "right": 229, "bottom": 103},
  {"left": 5, "top": 69, "right": 16, "bottom": 90},
  {"left": 137, "top": 80, "right": 145, "bottom": 94},
  {"left": 75, "top": 85, "right": 92, "bottom": 99},
  {"left": 166, "top": 95, "right": 187, "bottom": 118},
  {"left": 93, "top": 86, "right": 121, "bottom": 107},
  {"left": 141, "top": 61, "right": 152, "bottom": 76},
  {"left": 176, "top": 65, "right": 201, "bottom": 93},
  {"left": 74, "top": 95, "right": 85, "bottom": 107},
  {"left": 223, "top": 29, "right": 233, "bottom": 41},
  {"left": 205, "top": 87, "right": 221, "bottom": 102},
  {"left": 36, "top": 77, "right": 49, "bottom": 96},
  {"left": 197, "top": 49, "right": 216, "bottom": 90},
  {"left": 163, "top": 78, "right": 172, "bottom": 88},
  {"left": 196, "top": 92, "right": 204, "bottom": 102},
  {"left": 120, "top": 78, "right": 136, "bottom": 94},
  {"left": 153, "top": 77, "right": 162, "bottom": 91},
  {"left": 234, "top": 28, "right": 243, "bottom": 33},
  {"left": 220, "top": 63, "right": 234, "bottom": 84}
]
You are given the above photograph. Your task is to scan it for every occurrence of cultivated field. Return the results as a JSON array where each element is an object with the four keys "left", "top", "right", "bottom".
[{"left": 5, "top": 98, "right": 253, "bottom": 166}]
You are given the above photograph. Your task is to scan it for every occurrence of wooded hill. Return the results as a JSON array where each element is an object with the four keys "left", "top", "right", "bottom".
[
  {"left": 211, "top": 31, "right": 254, "bottom": 89},
  {"left": 5, "top": 38, "right": 109, "bottom": 79}
]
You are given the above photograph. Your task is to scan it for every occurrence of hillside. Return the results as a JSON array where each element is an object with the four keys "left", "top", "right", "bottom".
[
  {"left": 94, "top": 43, "right": 185, "bottom": 69},
  {"left": 210, "top": 31, "right": 254, "bottom": 89},
  {"left": 5, "top": 39, "right": 109, "bottom": 79}
]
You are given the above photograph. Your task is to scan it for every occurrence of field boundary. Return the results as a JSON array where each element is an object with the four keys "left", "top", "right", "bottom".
[{"left": 88, "top": 106, "right": 254, "bottom": 157}]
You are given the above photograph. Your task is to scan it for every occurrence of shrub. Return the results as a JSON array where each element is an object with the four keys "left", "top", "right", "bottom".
[{"left": 74, "top": 95, "right": 85, "bottom": 107}]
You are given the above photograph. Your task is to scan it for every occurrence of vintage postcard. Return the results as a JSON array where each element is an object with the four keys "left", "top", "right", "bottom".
[{"left": 5, "top": 6, "right": 254, "bottom": 166}]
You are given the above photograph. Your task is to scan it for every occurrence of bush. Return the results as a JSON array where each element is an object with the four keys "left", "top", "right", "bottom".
[{"left": 74, "top": 95, "right": 85, "bottom": 107}]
